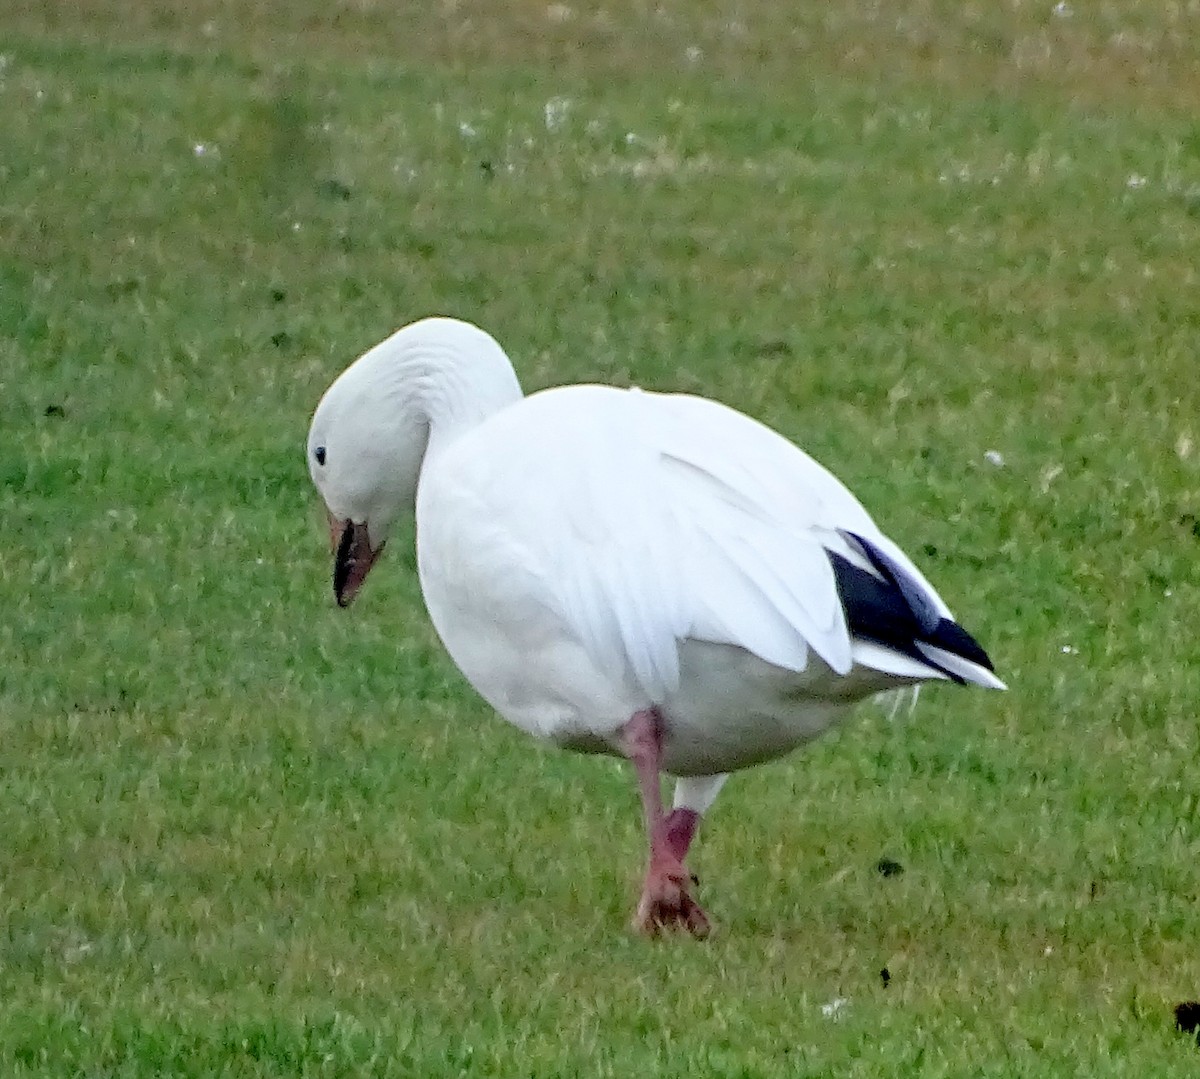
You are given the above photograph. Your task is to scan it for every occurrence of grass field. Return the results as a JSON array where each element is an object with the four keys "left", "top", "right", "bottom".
[{"left": 4, "top": 0, "right": 1200, "bottom": 1074}]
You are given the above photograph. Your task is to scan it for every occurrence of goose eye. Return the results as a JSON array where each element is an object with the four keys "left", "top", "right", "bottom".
[{"left": 314, "top": 446, "right": 327, "bottom": 466}]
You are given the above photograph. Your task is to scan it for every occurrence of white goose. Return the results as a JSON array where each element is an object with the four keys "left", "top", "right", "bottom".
[{"left": 307, "top": 316, "right": 1005, "bottom": 937}]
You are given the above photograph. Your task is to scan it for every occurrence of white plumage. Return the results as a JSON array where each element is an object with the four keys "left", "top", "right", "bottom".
[{"left": 308, "top": 316, "right": 1004, "bottom": 936}]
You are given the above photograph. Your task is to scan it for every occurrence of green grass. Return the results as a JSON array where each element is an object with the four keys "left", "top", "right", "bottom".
[{"left": 3, "top": 0, "right": 1200, "bottom": 1073}]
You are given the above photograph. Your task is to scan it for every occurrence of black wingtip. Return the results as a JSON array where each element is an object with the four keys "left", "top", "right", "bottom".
[
  {"left": 828, "top": 539, "right": 995, "bottom": 684},
  {"left": 840, "top": 530, "right": 941, "bottom": 634},
  {"left": 928, "top": 617, "right": 996, "bottom": 673}
]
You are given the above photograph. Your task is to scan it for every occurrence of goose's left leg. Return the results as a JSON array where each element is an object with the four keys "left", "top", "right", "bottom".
[
  {"left": 619, "top": 709, "right": 712, "bottom": 938},
  {"left": 665, "top": 774, "right": 729, "bottom": 864}
]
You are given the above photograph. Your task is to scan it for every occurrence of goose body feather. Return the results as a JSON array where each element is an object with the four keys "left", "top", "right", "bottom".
[{"left": 415, "top": 381, "right": 1000, "bottom": 776}]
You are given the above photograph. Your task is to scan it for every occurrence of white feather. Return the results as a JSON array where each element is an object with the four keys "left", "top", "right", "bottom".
[{"left": 915, "top": 643, "right": 1008, "bottom": 690}]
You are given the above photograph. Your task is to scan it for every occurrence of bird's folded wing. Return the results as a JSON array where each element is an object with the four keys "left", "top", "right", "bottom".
[{"left": 465, "top": 385, "right": 931, "bottom": 702}]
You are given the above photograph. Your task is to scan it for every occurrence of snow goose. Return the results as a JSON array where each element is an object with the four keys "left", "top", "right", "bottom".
[{"left": 307, "top": 316, "right": 1005, "bottom": 937}]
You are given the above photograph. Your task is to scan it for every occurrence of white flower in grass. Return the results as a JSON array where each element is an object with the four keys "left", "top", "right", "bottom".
[
  {"left": 820, "top": 997, "right": 849, "bottom": 1019},
  {"left": 1126, "top": 174, "right": 1147, "bottom": 189},
  {"left": 984, "top": 450, "right": 1005, "bottom": 467},
  {"left": 1039, "top": 463, "right": 1063, "bottom": 493},
  {"left": 544, "top": 97, "right": 571, "bottom": 132}
]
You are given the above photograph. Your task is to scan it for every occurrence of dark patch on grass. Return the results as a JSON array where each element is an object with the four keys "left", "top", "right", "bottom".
[
  {"left": 479, "top": 159, "right": 495, "bottom": 179},
  {"left": 316, "top": 178, "right": 352, "bottom": 201},
  {"left": 44, "top": 403, "right": 66, "bottom": 418},
  {"left": 0, "top": 458, "right": 29, "bottom": 490},
  {"left": 105, "top": 278, "right": 140, "bottom": 298},
  {"left": 875, "top": 858, "right": 904, "bottom": 878},
  {"left": 922, "top": 543, "right": 938, "bottom": 558},
  {"left": 271, "top": 331, "right": 291, "bottom": 348},
  {"left": 1175, "top": 1002, "right": 1200, "bottom": 1042},
  {"left": 880, "top": 967, "right": 891, "bottom": 988},
  {"left": 71, "top": 685, "right": 132, "bottom": 715},
  {"left": 270, "top": 288, "right": 287, "bottom": 304}
]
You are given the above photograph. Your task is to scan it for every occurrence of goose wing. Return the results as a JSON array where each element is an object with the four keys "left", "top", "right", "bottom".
[{"left": 425, "top": 384, "right": 1002, "bottom": 705}]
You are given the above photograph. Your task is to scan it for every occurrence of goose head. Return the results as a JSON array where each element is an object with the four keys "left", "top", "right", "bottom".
[{"left": 307, "top": 317, "right": 523, "bottom": 607}]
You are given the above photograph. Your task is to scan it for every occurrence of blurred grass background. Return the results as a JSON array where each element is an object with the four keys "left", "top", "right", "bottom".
[{"left": 2, "top": 1, "right": 1200, "bottom": 1074}]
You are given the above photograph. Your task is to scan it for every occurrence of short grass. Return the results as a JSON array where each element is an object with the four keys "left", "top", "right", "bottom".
[{"left": 3, "top": 1, "right": 1200, "bottom": 1074}]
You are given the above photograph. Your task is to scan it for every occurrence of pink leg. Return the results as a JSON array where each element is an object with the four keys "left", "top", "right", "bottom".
[
  {"left": 663, "top": 807, "right": 700, "bottom": 864},
  {"left": 618, "top": 709, "right": 710, "bottom": 938}
]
